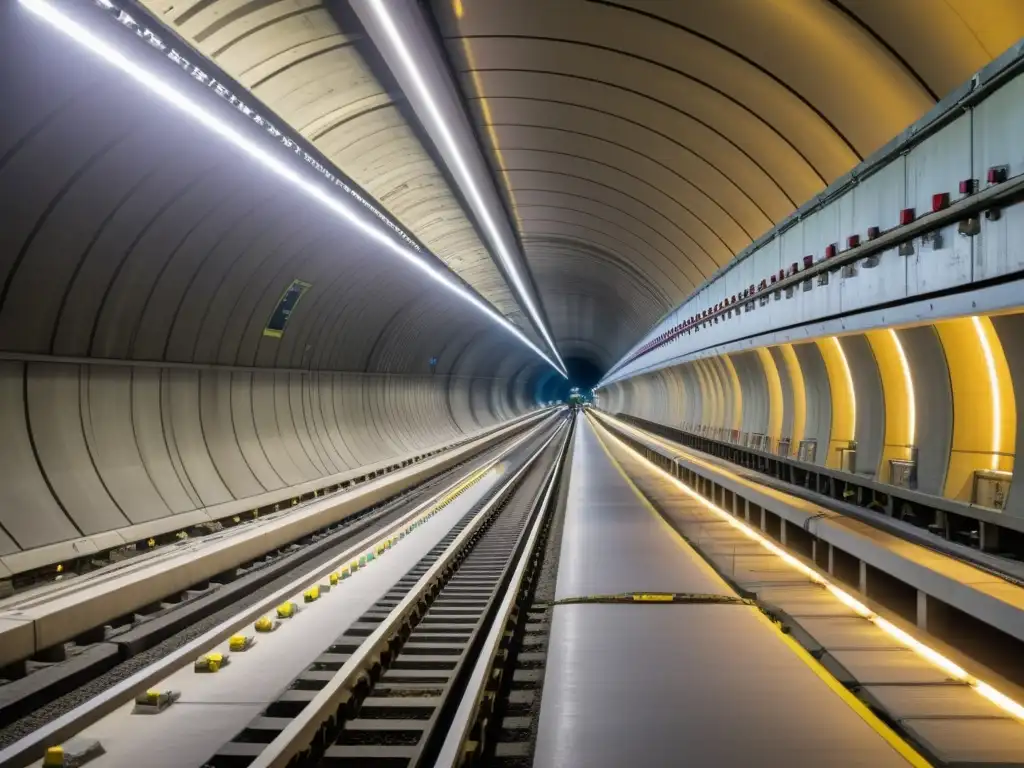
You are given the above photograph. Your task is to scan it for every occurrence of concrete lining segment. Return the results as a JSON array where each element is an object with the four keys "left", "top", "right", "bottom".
[
  {"left": 0, "top": 410, "right": 551, "bottom": 668},
  {"left": 78, "top": 471, "right": 502, "bottom": 768},
  {"left": 594, "top": 411, "right": 1024, "bottom": 645},
  {"left": 0, "top": 408, "right": 548, "bottom": 579}
]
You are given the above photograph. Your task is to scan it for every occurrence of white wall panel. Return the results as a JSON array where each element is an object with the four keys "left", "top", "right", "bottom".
[
  {"left": 288, "top": 373, "right": 330, "bottom": 476},
  {"left": 992, "top": 314, "right": 1024, "bottom": 516},
  {"left": 167, "top": 369, "right": 233, "bottom": 506},
  {"left": 794, "top": 343, "right": 832, "bottom": 464},
  {"left": 842, "top": 335, "right": 885, "bottom": 477},
  {"left": 900, "top": 326, "right": 953, "bottom": 496},
  {"left": 85, "top": 366, "right": 173, "bottom": 524},
  {"left": 906, "top": 117, "right": 973, "bottom": 295},
  {"left": 0, "top": 363, "right": 530, "bottom": 554},
  {"left": 251, "top": 371, "right": 306, "bottom": 487},
  {"left": 334, "top": 376, "right": 371, "bottom": 466},
  {"left": 974, "top": 74, "right": 1024, "bottom": 280},
  {"left": 135, "top": 368, "right": 201, "bottom": 512},
  {"left": 770, "top": 347, "right": 796, "bottom": 440},
  {"left": 28, "top": 364, "right": 128, "bottom": 535},
  {"left": 733, "top": 352, "right": 768, "bottom": 435},
  {"left": 200, "top": 370, "right": 265, "bottom": 500},
  {"left": 839, "top": 161, "right": 908, "bottom": 313},
  {"left": 304, "top": 375, "right": 347, "bottom": 472},
  {"left": 0, "top": 363, "right": 79, "bottom": 549},
  {"left": 272, "top": 372, "right": 319, "bottom": 480},
  {"left": 229, "top": 372, "right": 285, "bottom": 492}
]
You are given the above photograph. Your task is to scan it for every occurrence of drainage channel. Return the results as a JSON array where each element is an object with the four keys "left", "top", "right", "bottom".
[{"left": 207, "top": 421, "right": 567, "bottom": 768}]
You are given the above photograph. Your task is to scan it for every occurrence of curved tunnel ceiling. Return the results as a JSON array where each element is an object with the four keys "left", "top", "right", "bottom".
[
  {"left": 432, "top": 0, "right": 1024, "bottom": 369},
  {"left": 10, "top": 0, "right": 1024, "bottom": 381},
  {"left": 138, "top": 0, "right": 544, "bottom": 349}
]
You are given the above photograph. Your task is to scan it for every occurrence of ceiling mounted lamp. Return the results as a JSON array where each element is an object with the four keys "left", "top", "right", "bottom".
[{"left": 363, "top": 0, "right": 567, "bottom": 378}]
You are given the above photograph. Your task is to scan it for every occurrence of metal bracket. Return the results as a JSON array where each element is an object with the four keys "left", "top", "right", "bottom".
[{"left": 958, "top": 216, "right": 981, "bottom": 236}]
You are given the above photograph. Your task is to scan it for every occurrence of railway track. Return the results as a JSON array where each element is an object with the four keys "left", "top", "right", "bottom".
[
  {"left": 0, "top": 415, "right": 565, "bottom": 768},
  {"left": 207, "top": 419, "right": 572, "bottom": 768},
  {"left": 0, "top": 429, "right": 537, "bottom": 738}
]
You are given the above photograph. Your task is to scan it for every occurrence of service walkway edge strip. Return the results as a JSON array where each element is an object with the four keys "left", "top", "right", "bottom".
[
  {"left": 588, "top": 416, "right": 932, "bottom": 768},
  {"left": 592, "top": 410, "right": 1024, "bottom": 726}
]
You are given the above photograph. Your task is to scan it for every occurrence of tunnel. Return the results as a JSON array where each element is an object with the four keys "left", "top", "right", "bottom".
[{"left": 4, "top": 1, "right": 1024, "bottom": 766}]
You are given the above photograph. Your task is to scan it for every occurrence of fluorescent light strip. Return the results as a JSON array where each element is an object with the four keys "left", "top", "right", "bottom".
[
  {"left": 366, "top": 0, "right": 566, "bottom": 377},
  {"left": 972, "top": 316, "right": 1003, "bottom": 471},
  {"left": 832, "top": 336, "right": 856, "bottom": 440},
  {"left": 18, "top": 0, "right": 562, "bottom": 374},
  {"left": 597, "top": 412, "right": 1024, "bottom": 722},
  {"left": 888, "top": 328, "right": 916, "bottom": 450}
]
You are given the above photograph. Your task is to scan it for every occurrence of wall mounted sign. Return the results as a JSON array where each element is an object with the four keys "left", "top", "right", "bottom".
[{"left": 264, "top": 280, "right": 312, "bottom": 338}]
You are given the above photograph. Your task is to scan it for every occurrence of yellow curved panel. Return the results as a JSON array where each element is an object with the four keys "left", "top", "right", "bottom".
[
  {"left": 755, "top": 347, "right": 783, "bottom": 441},
  {"left": 816, "top": 337, "right": 856, "bottom": 469},
  {"left": 720, "top": 354, "right": 744, "bottom": 433},
  {"left": 778, "top": 343, "right": 806, "bottom": 450},
  {"left": 691, "top": 361, "right": 717, "bottom": 431},
  {"left": 698, "top": 358, "right": 725, "bottom": 433},
  {"left": 973, "top": 316, "right": 1016, "bottom": 472},
  {"left": 865, "top": 329, "right": 915, "bottom": 471},
  {"left": 935, "top": 316, "right": 1016, "bottom": 500}
]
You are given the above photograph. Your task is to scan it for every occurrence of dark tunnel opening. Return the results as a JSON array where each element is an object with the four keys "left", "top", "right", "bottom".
[{"left": 531, "top": 356, "right": 603, "bottom": 404}]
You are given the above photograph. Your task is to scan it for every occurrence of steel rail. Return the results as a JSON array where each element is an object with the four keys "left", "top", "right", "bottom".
[
  {"left": 247, "top": 422, "right": 567, "bottom": 768},
  {"left": 433, "top": 417, "right": 571, "bottom": 767},
  {"left": 0, "top": 415, "right": 559, "bottom": 768}
]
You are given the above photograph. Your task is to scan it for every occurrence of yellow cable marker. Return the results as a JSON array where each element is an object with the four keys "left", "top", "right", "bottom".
[
  {"left": 330, "top": 572, "right": 339, "bottom": 586},
  {"left": 254, "top": 616, "right": 279, "bottom": 633},
  {"left": 277, "top": 602, "right": 298, "bottom": 619},
  {"left": 304, "top": 586, "right": 320, "bottom": 603},
  {"left": 194, "top": 652, "right": 227, "bottom": 673},
  {"left": 229, "top": 635, "right": 255, "bottom": 652}
]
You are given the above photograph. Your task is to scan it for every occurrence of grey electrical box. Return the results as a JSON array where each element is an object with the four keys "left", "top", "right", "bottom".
[
  {"left": 889, "top": 459, "right": 916, "bottom": 489},
  {"left": 797, "top": 438, "right": 817, "bottom": 463},
  {"left": 974, "top": 470, "right": 1012, "bottom": 510},
  {"left": 837, "top": 442, "right": 857, "bottom": 473},
  {"left": 749, "top": 433, "right": 771, "bottom": 452}
]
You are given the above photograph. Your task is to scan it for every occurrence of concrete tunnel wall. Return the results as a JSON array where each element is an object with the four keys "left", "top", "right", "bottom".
[
  {"left": 600, "top": 312, "right": 1024, "bottom": 511},
  {"left": 0, "top": 6, "right": 546, "bottom": 560}
]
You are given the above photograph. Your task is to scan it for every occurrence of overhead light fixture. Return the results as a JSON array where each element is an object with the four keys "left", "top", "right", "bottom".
[
  {"left": 365, "top": 0, "right": 567, "bottom": 378},
  {"left": 972, "top": 316, "right": 1003, "bottom": 471},
  {"left": 18, "top": 0, "right": 564, "bottom": 375},
  {"left": 888, "top": 329, "right": 916, "bottom": 452}
]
